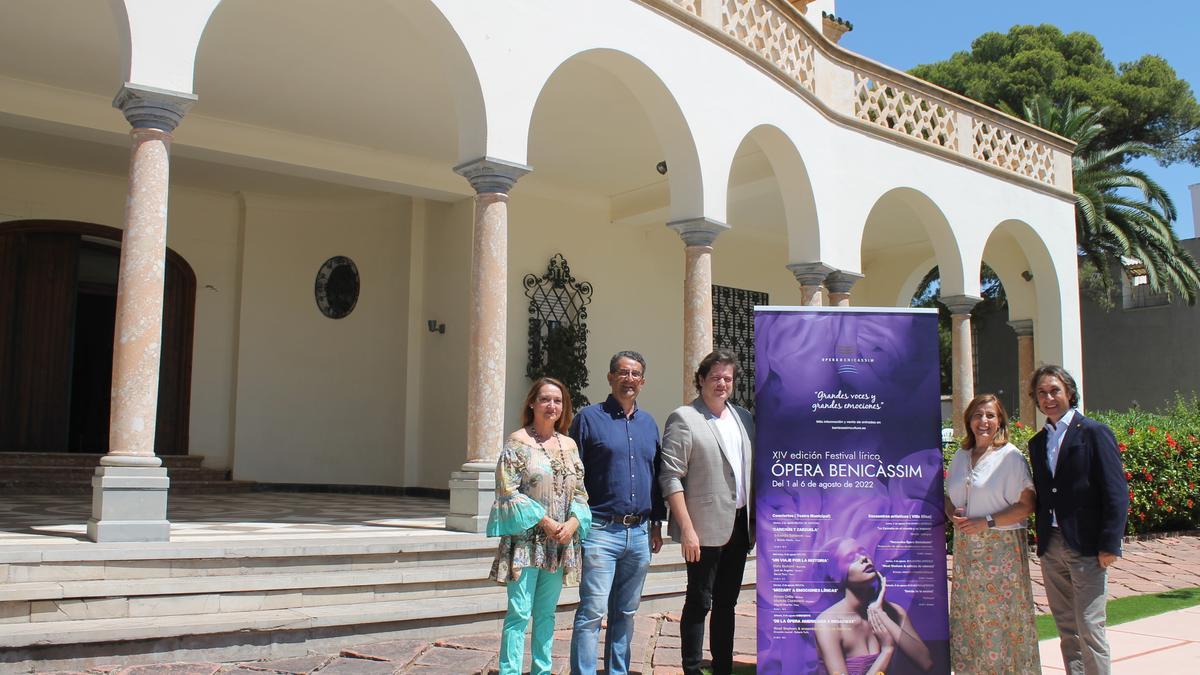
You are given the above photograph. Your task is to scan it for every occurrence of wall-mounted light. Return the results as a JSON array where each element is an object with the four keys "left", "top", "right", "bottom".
[
  {"left": 1021, "top": 270, "right": 1033, "bottom": 282},
  {"left": 427, "top": 320, "right": 445, "bottom": 334},
  {"left": 655, "top": 161, "right": 668, "bottom": 175}
]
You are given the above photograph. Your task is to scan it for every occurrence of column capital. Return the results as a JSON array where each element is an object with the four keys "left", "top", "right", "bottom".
[
  {"left": 1007, "top": 319, "right": 1034, "bottom": 336},
  {"left": 667, "top": 217, "right": 729, "bottom": 247},
  {"left": 941, "top": 294, "right": 983, "bottom": 315},
  {"left": 825, "top": 270, "right": 864, "bottom": 294},
  {"left": 453, "top": 156, "right": 532, "bottom": 194},
  {"left": 113, "top": 83, "right": 196, "bottom": 132},
  {"left": 786, "top": 261, "right": 835, "bottom": 286}
]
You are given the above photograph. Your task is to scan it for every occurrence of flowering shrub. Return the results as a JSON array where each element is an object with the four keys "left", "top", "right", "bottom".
[
  {"left": 943, "top": 397, "right": 1200, "bottom": 538},
  {"left": 1096, "top": 398, "right": 1200, "bottom": 534}
]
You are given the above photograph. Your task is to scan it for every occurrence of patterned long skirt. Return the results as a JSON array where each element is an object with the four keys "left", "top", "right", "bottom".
[{"left": 950, "top": 528, "right": 1041, "bottom": 674}]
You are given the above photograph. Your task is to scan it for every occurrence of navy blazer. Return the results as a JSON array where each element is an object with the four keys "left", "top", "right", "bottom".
[{"left": 1029, "top": 412, "right": 1129, "bottom": 557}]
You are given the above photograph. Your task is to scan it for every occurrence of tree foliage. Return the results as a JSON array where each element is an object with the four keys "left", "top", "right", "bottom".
[
  {"left": 1018, "top": 96, "right": 1200, "bottom": 304},
  {"left": 910, "top": 24, "right": 1200, "bottom": 165}
]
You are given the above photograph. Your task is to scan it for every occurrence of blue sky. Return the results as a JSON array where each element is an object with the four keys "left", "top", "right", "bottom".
[{"left": 839, "top": 0, "right": 1200, "bottom": 239}]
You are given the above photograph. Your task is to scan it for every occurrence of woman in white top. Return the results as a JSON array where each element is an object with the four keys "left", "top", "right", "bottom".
[{"left": 944, "top": 394, "right": 1040, "bottom": 674}]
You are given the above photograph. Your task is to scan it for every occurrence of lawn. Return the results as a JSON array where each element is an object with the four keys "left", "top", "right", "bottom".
[{"left": 1035, "top": 587, "right": 1200, "bottom": 640}]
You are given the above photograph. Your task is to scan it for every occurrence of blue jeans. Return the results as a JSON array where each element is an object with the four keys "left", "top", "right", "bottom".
[{"left": 570, "top": 520, "right": 651, "bottom": 675}]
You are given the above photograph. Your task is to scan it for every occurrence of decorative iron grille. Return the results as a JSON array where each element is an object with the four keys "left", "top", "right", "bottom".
[
  {"left": 524, "top": 254, "right": 593, "bottom": 406},
  {"left": 713, "top": 284, "right": 768, "bottom": 411}
]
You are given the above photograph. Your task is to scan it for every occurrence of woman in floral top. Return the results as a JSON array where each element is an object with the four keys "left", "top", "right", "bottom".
[{"left": 488, "top": 376, "right": 592, "bottom": 675}]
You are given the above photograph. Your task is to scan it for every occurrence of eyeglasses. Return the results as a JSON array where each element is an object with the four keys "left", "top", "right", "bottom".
[{"left": 614, "top": 369, "right": 643, "bottom": 380}]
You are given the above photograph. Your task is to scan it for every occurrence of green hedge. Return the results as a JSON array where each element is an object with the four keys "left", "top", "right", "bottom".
[{"left": 942, "top": 396, "right": 1200, "bottom": 539}]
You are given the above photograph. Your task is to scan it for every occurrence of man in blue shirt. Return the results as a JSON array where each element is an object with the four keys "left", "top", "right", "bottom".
[{"left": 569, "top": 350, "right": 666, "bottom": 675}]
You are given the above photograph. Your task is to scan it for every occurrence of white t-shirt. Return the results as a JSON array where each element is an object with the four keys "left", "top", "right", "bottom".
[
  {"left": 946, "top": 442, "right": 1034, "bottom": 531},
  {"left": 713, "top": 413, "right": 747, "bottom": 509}
]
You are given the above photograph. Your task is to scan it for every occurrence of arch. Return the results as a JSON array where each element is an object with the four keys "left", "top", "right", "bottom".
[
  {"left": 859, "top": 187, "right": 972, "bottom": 302},
  {"left": 196, "top": 0, "right": 486, "bottom": 163},
  {"left": 384, "top": 0, "right": 487, "bottom": 161},
  {"left": 0, "top": 220, "right": 196, "bottom": 454},
  {"left": 526, "top": 48, "right": 704, "bottom": 221},
  {"left": 983, "top": 218, "right": 1066, "bottom": 363},
  {"left": 725, "top": 124, "right": 818, "bottom": 261}
]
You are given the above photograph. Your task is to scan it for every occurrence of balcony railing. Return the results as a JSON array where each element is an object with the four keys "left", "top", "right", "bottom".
[{"left": 647, "top": 0, "right": 1074, "bottom": 194}]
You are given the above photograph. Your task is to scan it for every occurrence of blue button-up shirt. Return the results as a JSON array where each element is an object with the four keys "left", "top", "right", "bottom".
[{"left": 569, "top": 395, "right": 666, "bottom": 522}]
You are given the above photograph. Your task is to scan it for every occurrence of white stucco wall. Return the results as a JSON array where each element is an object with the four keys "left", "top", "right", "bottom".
[{"left": 231, "top": 193, "right": 412, "bottom": 485}]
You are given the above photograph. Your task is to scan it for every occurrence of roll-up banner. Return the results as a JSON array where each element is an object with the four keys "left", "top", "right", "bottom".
[{"left": 755, "top": 306, "right": 950, "bottom": 675}]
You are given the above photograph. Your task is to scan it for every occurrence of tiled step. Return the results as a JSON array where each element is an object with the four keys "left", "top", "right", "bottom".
[
  {"left": 1, "top": 466, "right": 231, "bottom": 481},
  {"left": 0, "top": 452, "right": 252, "bottom": 494},
  {"left": 0, "top": 551, "right": 694, "bottom": 610},
  {"left": 0, "top": 479, "right": 256, "bottom": 495},
  {"left": 0, "top": 452, "right": 204, "bottom": 468},
  {"left": 0, "top": 535, "right": 752, "bottom": 643},
  {"left": 0, "top": 532, "right": 756, "bottom": 671},
  {"left": 0, "top": 564, "right": 756, "bottom": 649}
]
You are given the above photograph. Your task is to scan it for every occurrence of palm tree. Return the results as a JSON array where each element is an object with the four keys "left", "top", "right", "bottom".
[{"left": 1013, "top": 96, "right": 1200, "bottom": 305}]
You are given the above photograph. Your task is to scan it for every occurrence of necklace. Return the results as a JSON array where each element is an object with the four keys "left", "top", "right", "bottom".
[
  {"left": 528, "top": 425, "right": 568, "bottom": 470},
  {"left": 528, "top": 426, "right": 574, "bottom": 526}
]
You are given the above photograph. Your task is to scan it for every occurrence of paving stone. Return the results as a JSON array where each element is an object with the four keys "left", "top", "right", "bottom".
[
  {"left": 655, "top": 635, "right": 681, "bottom": 649},
  {"left": 312, "top": 657, "right": 397, "bottom": 675},
  {"left": 432, "top": 633, "right": 498, "bottom": 652},
  {"left": 551, "top": 637, "right": 571, "bottom": 658},
  {"left": 238, "top": 655, "right": 332, "bottom": 674},
  {"left": 404, "top": 667, "right": 474, "bottom": 675},
  {"left": 652, "top": 646, "right": 683, "bottom": 667},
  {"left": 733, "top": 652, "right": 757, "bottom": 667},
  {"left": 114, "top": 664, "right": 222, "bottom": 675},
  {"left": 409, "top": 646, "right": 492, "bottom": 673},
  {"left": 341, "top": 640, "right": 426, "bottom": 665}
]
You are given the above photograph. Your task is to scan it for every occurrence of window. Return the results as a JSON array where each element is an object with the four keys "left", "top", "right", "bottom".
[
  {"left": 712, "top": 284, "right": 768, "bottom": 411},
  {"left": 1121, "top": 271, "right": 1169, "bottom": 309}
]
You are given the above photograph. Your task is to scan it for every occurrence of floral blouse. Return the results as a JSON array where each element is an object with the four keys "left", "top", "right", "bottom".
[{"left": 487, "top": 436, "right": 592, "bottom": 585}]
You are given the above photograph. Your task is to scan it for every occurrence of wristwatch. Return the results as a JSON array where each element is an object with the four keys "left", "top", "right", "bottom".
[{"left": 985, "top": 514, "right": 996, "bottom": 528}]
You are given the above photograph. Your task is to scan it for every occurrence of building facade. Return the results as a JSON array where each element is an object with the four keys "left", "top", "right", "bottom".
[{"left": 0, "top": 0, "right": 1079, "bottom": 539}]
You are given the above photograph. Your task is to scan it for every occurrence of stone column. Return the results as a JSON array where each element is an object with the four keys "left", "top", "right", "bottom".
[
  {"left": 89, "top": 84, "right": 195, "bottom": 543},
  {"left": 787, "top": 262, "right": 835, "bottom": 306},
  {"left": 1009, "top": 319, "right": 1035, "bottom": 425},
  {"left": 943, "top": 294, "right": 982, "bottom": 436},
  {"left": 445, "top": 157, "right": 531, "bottom": 533},
  {"left": 825, "top": 270, "right": 864, "bottom": 307},
  {"left": 668, "top": 218, "right": 729, "bottom": 403}
]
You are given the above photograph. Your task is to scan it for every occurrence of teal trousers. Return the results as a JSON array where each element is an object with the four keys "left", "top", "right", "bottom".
[{"left": 499, "top": 566, "right": 564, "bottom": 675}]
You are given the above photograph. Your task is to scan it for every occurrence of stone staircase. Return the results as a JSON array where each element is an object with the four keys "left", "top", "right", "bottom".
[
  {"left": 0, "top": 452, "right": 254, "bottom": 494},
  {"left": 0, "top": 535, "right": 756, "bottom": 672}
]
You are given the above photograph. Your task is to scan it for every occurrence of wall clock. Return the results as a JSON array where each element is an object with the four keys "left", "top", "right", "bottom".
[{"left": 314, "top": 256, "right": 359, "bottom": 319}]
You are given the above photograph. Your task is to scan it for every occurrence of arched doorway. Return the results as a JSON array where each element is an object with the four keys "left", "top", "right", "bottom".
[{"left": 0, "top": 220, "right": 195, "bottom": 454}]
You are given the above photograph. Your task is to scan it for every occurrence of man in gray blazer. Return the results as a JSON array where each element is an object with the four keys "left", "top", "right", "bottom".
[{"left": 660, "top": 349, "right": 754, "bottom": 675}]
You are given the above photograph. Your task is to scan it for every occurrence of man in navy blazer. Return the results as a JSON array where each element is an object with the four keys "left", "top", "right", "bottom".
[{"left": 1028, "top": 365, "right": 1128, "bottom": 675}]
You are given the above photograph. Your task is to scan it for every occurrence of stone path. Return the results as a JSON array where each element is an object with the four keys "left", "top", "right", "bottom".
[{"left": 35, "top": 535, "right": 1200, "bottom": 675}]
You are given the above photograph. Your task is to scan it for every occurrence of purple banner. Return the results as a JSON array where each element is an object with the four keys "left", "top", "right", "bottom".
[{"left": 755, "top": 307, "right": 949, "bottom": 675}]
